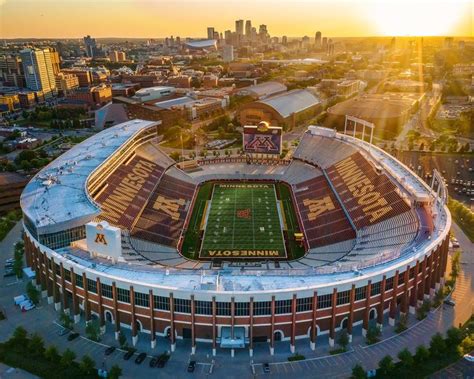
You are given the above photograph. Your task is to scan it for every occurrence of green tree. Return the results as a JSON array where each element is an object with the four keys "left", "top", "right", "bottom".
[
  {"left": 80, "top": 354, "right": 96, "bottom": 375},
  {"left": 26, "top": 281, "right": 40, "bottom": 305},
  {"left": 118, "top": 332, "right": 127, "bottom": 349},
  {"left": 366, "top": 326, "right": 381, "bottom": 345},
  {"left": 338, "top": 330, "right": 349, "bottom": 351},
  {"left": 60, "top": 348, "right": 76, "bottom": 367},
  {"left": 27, "top": 333, "right": 45, "bottom": 356},
  {"left": 377, "top": 355, "right": 394, "bottom": 376},
  {"left": 12, "top": 326, "right": 28, "bottom": 344},
  {"left": 414, "top": 345, "right": 430, "bottom": 364},
  {"left": 85, "top": 320, "right": 101, "bottom": 342},
  {"left": 429, "top": 333, "right": 447, "bottom": 357},
  {"left": 169, "top": 151, "right": 181, "bottom": 162},
  {"left": 446, "top": 327, "right": 463, "bottom": 348},
  {"left": 458, "top": 334, "right": 474, "bottom": 355},
  {"left": 108, "top": 364, "right": 123, "bottom": 379},
  {"left": 59, "top": 311, "right": 73, "bottom": 330},
  {"left": 44, "top": 345, "right": 60, "bottom": 362},
  {"left": 351, "top": 364, "right": 367, "bottom": 379},
  {"left": 397, "top": 348, "right": 414, "bottom": 368}
]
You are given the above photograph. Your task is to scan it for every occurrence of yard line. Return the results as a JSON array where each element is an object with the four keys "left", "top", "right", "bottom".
[
  {"left": 251, "top": 186, "right": 256, "bottom": 249},
  {"left": 231, "top": 186, "right": 237, "bottom": 249}
]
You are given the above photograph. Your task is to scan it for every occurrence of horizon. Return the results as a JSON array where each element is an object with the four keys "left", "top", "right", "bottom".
[{"left": 0, "top": 0, "right": 472, "bottom": 39}]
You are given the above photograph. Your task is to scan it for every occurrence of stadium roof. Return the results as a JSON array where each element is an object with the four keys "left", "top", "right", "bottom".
[
  {"left": 20, "top": 119, "right": 158, "bottom": 235},
  {"left": 154, "top": 96, "right": 195, "bottom": 109},
  {"left": 238, "top": 81, "right": 287, "bottom": 99},
  {"left": 259, "top": 89, "right": 321, "bottom": 118},
  {"left": 185, "top": 39, "right": 217, "bottom": 49}
]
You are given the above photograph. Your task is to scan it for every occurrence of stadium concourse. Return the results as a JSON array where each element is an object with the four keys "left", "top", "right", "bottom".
[{"left": 20, "top": 120, "right": 451, "bottom": 356}]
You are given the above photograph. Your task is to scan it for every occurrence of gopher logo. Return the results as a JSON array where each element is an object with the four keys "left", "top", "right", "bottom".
[
  {"left": 95, "top": 233, "right": 107, "bottom": 245},
  {"left": 236, "top": 208, "right": 251, "bottom": 219}
]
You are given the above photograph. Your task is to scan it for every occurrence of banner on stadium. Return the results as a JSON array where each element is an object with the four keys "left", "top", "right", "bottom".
[
  {"left": 243, "top": 123, "right": 282, "bottom": 155},
  {"left": 199, "top": 249, "right": 287, "bottom": 260},
  {"left": 86, "top": 221, "right": 122, "bottom": 261}
]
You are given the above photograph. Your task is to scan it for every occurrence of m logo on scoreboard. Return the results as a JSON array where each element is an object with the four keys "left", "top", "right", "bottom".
[
  {"left": 243, "top": 124, "right": 282, "bottom": 155},
  {"left": 94, "top": 233, "right": 108, "bottom": 245},
  {"left": 303, "top": 196, "right": 335, "bottom": 221}
]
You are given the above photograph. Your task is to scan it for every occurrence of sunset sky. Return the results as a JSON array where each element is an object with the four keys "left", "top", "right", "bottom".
[{"left": 0, "top": 0, "right": 472, "bottom": 39}]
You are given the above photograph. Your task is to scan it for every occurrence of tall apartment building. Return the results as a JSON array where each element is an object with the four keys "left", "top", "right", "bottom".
[
  {"left": 0, "top": 55, "right": 25, "bottom": 87},
  {"left": 315, "top": 31, "right": 322, "bottom": 48},
  {"left": 207, "top": 27, "right": 215, "bottom": 40},
  {"left": 235, "top": 20, "right": 244, "bottom": 37},
  {"left": 46, "top": 47, "right": 61, "bottom": 75},
  {"left": 61, "top": 69, "right": 93, "bottom": 87},
  {"left": 84, "top": 35, "right": 98, "bottom": 58},
  {"left": 20, "top": 48, "right": 57, "bottom": 98},
  {"left": 55, "top": 72, "right": 79, "bottom": 95},
  {"left": 245, "top": 20, "right": 252, "bottom": 37}
]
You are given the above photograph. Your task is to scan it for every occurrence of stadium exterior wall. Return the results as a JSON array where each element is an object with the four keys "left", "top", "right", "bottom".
[{"left": 24, "top": 227, "right": 450, "bottom": 353}]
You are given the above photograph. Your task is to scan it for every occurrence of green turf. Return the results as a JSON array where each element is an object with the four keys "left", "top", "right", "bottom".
[{"left": 200, "top": 183, "right": 286, "bottom": 258}]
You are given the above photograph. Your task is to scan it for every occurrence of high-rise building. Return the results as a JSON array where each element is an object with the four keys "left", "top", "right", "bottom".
[
  {"left": 258, "top": 24, "right": 268, "bottom": 39},
  {"left": 245, "top": 20, "right": 252, "bottom": 37},
  {"left": 235, "top": 20, "right": 244, "bottom": 36},
  {"left": 224, "top": 30, "right": 232, "bottom": 44},
  {"left": 322, "top": 37, "right": 328, "bottom": 51},
  {"left": 83, "top": 35, "right": 98, "bottom": 58},
  {"left": 315, "top": 31, "right": 322, "bottom": 48},
  {"left": 0, "top": 55, "right": 25, "bottom": 87},
  {"left": 222, "top": 45, "right": 234, "bottom": 62},
  {"left": 20, "top": 48, "right": 57, "bottom": 97},
  {"left": 207, "top": 27, "right": 215, "bottom": 40}
]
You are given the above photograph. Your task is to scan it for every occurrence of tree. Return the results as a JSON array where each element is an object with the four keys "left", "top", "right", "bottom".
[
  {"left": 26, "top": 281, "right": 40, "bottom": 305},
  {"left": 429, "top": 333, "right": 447, "bottom": 357},
  {"left": 458, "top": 334, "right": 474, "bottom": 355},
  {"left": 12, "top": 326, "right": 28, "bottom": 344},
  {"left": 377, "top": 355, "right": 394, "bottom": 376},
  {"left": 44, "top": 345, "right": 60, "bottom": 362},
  {"left": 169, "top": 151, "right": 181, "bottom": 162},
  {"left": 60, "top": 348, "right": 76, "bottom": 367},
  {"left": 446, "top": 327, "right": 463, "bottom": 348},
  {"left": 414, "top": 345, "right": 430, "bottom": 364},
  {"left": 397, "top": 348, "right": 414, "bottom": 368},
  {"left": 338, "top": 330, "right": 349, "bottom": 351},
  {"left": 27, "top": 333, "right": 45, "bottom": 356},
  {"left": 80, "top": 354, "right": 96, "bottom": 375},
  {"left": 118, "top": 332, "right": 127, "bottom": 349},
  {"left": 85, "top": 320, "right": 101, "bottom": 342},
  {"left": 108, "top": 364, "right": 123, "bottom": 379},
  {"left": 366, "top": 326, "right": 381, "bottom": 345},
  {"left": 60, "top": 311, "right": 73, "bottom": 330},
  {"left": 351, "top": 364, "right": 366, "bottom": 379}
]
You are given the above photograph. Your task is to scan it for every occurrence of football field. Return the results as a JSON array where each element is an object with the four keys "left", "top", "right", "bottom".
[{"left": 199, "top": 183, "right": 286, "bottom": 259}]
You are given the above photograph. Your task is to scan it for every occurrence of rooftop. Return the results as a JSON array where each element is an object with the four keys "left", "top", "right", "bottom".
[{"left": 259, "top": 89, "right": 321, "bottom": 118}]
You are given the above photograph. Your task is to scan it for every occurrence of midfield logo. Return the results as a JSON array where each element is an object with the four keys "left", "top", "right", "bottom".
[
  {"left": 236, "top": 208, "right": 251, "bottom": 219},
  {"left": 303, "top": 196, "right": 335, "bottom": 221},
  {"left": 246, "top": 136, "right": 278, "bottom": 152},
  {"left": 94, "top": 233, "right": 108, "bottom": 245}
]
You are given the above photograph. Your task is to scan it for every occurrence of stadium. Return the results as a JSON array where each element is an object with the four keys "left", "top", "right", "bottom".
[{"left": 20, "top": 119, "right": 451, "bottom": 356}]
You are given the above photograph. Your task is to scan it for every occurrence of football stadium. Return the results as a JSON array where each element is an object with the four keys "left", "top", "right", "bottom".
[{"left": 20, "top": 119, "right": 451, "bottom": 355}]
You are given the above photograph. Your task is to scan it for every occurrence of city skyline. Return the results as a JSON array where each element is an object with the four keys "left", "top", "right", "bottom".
[{"left": 0, "top": 0, "right": 472, "bottom": 39}]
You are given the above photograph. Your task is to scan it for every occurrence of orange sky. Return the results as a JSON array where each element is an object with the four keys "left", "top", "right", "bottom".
[{"left": 0, "top": 0, "right": 472, "bottom": 39}]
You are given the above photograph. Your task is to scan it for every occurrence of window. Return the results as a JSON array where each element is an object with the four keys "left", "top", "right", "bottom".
[
  {"left": 216, "top": 302, "right": 231, "bottom": 316},
  {"left": 117, "top": 288, "right": 130, "bottom": 303},
  {"left": 318, "top": 294, "right": 332, "bottom": 309},
  {"left": 398, "top": 272, "right": 405, "bottom": 285},
  {"left": 195, "top": 301, "right": 212, "bottom": 315},
  {"left": 174, "top": 298, "right": 191, "bottom": 313},
  {"left": 87, "top": 279, "right": 97, "bottom": 293},
  {"left": 75, "top": 273, "right": 83, "bottom": 288},
  {"left": 355, "top": 286, "right": 367, "bottom": 301},
  {"left": 385, "top": 277, "right": 394, "bottom": 290},
  {"left": 235, "top": 302, "right": 249, "bottom": 316},
  {"left": 64, "top": 269, "right": 71, "bottom": 283},
  {"left": 337, "top": 290, "right": 351, "bottom": 305},
  {"left": 153, "top": 296, "right": 170, "bottom": 311},
  {"left": 275, "top": 300, "right": 292, "bottom": 314},
  {"left": 296, "top": 297, "right": 312, "bottom": 313},
  {"left": 409, "top": 267, "right": 415, "bottom": 279},
  {"left": 55, "top": 264, "right": 61, "bottom": 276},
  {"left": 253, "top": 301, "right": 271, "bottom": 316},
  {"left": 134, "top": 292, "right": 149, "bottom": 308},
  {"left": 101, "top": 283, "right": 112, "bottom": 299},
  {"left": 371, "top": 282, "right": 381, "bottom": 296}
]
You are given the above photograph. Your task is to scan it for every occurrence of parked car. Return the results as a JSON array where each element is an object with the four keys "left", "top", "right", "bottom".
[
  {"left": 123, "top": 349, "right": 135, "bottom": 360},
  {"left": 13, "top": 295, "right": 28, "bottom": 305},
  {"left": 187, "top": 360, "right": 196, "bottom": 372},
  {"left": 135, "top": 352, "right": 147, "bottom": 364},
  {"left": 19, "top": 299, "right": 33, "bottom": 309},
  {"left": 263, "top": 363, "right": 270, "bottom": 373},
  {"left": 444, "top": 299, "right": 456, "bottom": 307},
  {"left": 67, "top": 332, "right": 80, "bottom": 341},
  {"left": 157, "top": 353, "right": 170, "bottom": 368},
  {"left": 463, "top": 354, "right": 474, "bottom": 362},
  {"left": 58, "top": 327, "right": 70, "bottom": 336},
  {"left": 21, "top": 301, "right": 35, "bottom": 312},
  {"left": 149, "top": 356, "right": 158, "bottom": 368},
  {"left": 3, "top": 270, "right": 15, "bottom": 277},
  {"left": 105, "top": 346, "right": 116, "bottom": 356}
]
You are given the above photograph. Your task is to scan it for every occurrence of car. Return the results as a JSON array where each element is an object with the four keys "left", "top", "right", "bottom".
[
  {"left": 149, "top": 356, "right": 159, "bottom": 368},
  {"left": 105, "top": 346, "right": 116, "bottom": 356},
  {"left": 5, "top": 258, "right": 14, "bottom": 263},
  {"left": 13, "top": 295, "right": 28, "bottom": 305},
  {"left": 67, "top": 332, "right": 80, "bottom": 341},
  {"left": 135, "top": 352, "right": 147, "bottom": 364},
  {"left": 123, "top": 349, "right": 135, "bottom": 360},
  {"left": 58, "top": 327, "right": 70, "bottom": 336},
  {"left": 21, "top": 302, "right": 35, "bottom": 312},
  {"left": 3, "top": 270, "right": 16, "bottom": 277},
  {"left": 187, "top": 360, "right": 196, "bottom": 372},
  {"left": 157, "top": 353, "right": 170, "bottom": 368},
  {"left": 444, "top": 299, "right": 456, "bottom": 307},
  {"left": 263, "top": 363, "right": 270, "bottom": 373},
  {"left": 463, "top": 354, "right": 474, "bottom": 362}
]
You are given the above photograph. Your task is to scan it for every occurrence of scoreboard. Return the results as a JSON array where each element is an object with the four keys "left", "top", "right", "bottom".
[{"left": 243, "top": 122, "right": 282, "bottom": 155}]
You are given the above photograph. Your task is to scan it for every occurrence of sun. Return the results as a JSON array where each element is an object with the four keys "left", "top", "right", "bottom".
[{"left": 371, "top": 0, "right": 468, "bottom": 36}]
